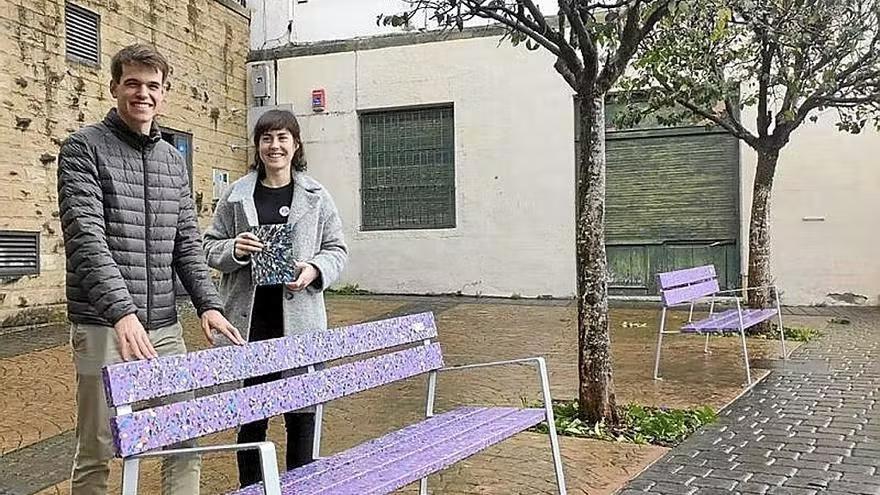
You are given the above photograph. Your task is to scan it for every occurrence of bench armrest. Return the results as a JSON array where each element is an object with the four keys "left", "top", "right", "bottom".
[
  {"left": 131, "top": 441, "right": 274, "bottom": 459},
  {"left": 438, "top": 356, "right": 545, "bottom": 373},
  {"left": 436, "top": 356, "right": 554, "bottom": 409},
  {"left": 713, "top": 285, "right": 778, "bottom": 295},
  {"left": 130, "top": 441, "right": 283, "bottom": 495}
]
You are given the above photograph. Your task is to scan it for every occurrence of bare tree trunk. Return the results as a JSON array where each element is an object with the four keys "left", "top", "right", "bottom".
[
  {"left": 747, "top": 148, "right": 779, "bottom": 332},
  {"left": 575, "top": 92, "right": 619, "bottom": 426}
]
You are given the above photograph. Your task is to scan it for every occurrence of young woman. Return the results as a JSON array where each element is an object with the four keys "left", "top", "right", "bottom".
[{"left": 203, "top": 109, "right": 347, "bottom": 486}]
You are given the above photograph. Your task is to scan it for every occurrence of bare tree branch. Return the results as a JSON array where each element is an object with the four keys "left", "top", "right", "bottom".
[
  {"left": 652, "top": 71, "right": 758, "bottom": 145},
  {"left": 449, "top": 0, "right": 593, "bottom": 89},
  {"left": 784, "top": 94, "right": 822, "bottom": 136},
  {"left": 674, "top": 95, "right": 759, "bottom": 147},
  {"left": 777, "top": 48, "right": 808, "bottom": 126},
  {"left": 479, "top": 1, "right": 545, "bottom": 36},
  {"left": 555, "top": 57, "right": 580, "bottom": 88},
  {"left": 558, "top": 0, "right": 597, "bottom": 80},
  {"left": 707, "top": 56, "right": 742, "bottom": 127},
  {"left": 558, "top": 7, "right": 566, "bottom": 38},
  {"left": 598, "top": 0, "right": 672, "bottom": 93},
  {"left": 819, "top": 95, "right": 880, "bottom": 106},
  {"left": 592, "top": 0, "right": 635, "bottom": 8},
  {"left": 756, "top": 20, "right": 773, "bottom": 138},
  {"left": 470, "top": 5, "right": 565, "bottom": 58},
  {"left": 520, "top": 0, "right": 550, "bottom": 35}
]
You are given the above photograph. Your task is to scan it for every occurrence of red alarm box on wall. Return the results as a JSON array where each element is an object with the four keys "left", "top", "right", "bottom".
[{"left": 311, "top": 89, "right": 326, "bottom": 112}]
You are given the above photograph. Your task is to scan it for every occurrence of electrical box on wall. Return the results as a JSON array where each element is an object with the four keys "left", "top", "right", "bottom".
[{"left": 252, "top": 63, "right": 271, "bottom": 99}]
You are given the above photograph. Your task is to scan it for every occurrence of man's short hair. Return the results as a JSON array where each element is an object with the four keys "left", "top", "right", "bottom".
[{"left": 110, "top": 44, "right": 171, "bottom": 84}]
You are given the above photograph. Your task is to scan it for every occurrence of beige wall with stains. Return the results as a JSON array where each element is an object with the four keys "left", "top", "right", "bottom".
[{"left": 0, "top": 0, "right": 250, "bottom": 327}]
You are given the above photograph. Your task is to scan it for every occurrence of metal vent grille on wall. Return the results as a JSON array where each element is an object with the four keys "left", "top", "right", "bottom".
[
  {"left": 0, "top": 231, "right": 40, "bottom": 277},
  {"left": 65, "top": 2, "right": 101, "bottom": 66}
]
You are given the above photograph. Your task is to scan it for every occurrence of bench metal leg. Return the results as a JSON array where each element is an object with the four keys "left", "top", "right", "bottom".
[
  {"left": 121, "top": 458, "right": 139, "bottom": 495},
  {"left": 258, "top": 442, "right": 282, "bottom": 495},
  {"left": 653, "top": 307, "right": 667, "bottom": 380},
  {"left": 739, "top": 328, "right": 752, "bottom": 386},
  {"left": 537, "top": 358, "right": 567, "bottom": 495},
  {"left": 703, "top": 296, "right": 716, "bottom": 355},
  {"left": 774, "top": 286, "right": 788, "bottom": 359},
  {"left": 307, "top": 365, "right": 324, "bottom": 460},
  {"left": 735, "top": 300, "right": 752, "bottom": 386},
  {"left": 420, "top": 370, "right": 438, "bottom": 495},
  {"left": 312, "top": 403, "right": 324, "bottom": 460}
]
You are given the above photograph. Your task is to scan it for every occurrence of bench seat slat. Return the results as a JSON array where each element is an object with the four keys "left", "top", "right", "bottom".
[
  {"left": 112, "top": 343, "right": 444, "bottom": 457},
  {"left": 681, "top": 308, "right": 777, "bottom": 333},
  {"left": 681, "top": 309, "right": 741, "bottom": 331},
  {"left": 657, "top": 265, "right": 716, "bottom": 290},
  {"left": 290, "top": 407, "right": 530, "bottom": 494},
  {"left": 333, "top": 408, "right": 546, "bottom": 495},
  {"left": 231, "top": 407, "right": 546, "bottom": 495},
  {"left": 277, "top": 407, "right": 485, "bottom": 483},
  {"left": 103, "top": 313, "right": 438, "bottom": 407}
]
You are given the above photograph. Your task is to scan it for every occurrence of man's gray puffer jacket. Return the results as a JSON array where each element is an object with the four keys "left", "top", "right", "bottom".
[{"left": 57, "top": 109, "right": 224, "bottom": 330}]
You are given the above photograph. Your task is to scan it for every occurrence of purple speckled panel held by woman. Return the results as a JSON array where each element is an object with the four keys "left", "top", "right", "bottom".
[
  {"left": 231, "top": 407, "right": 547, "bottom": 495},
  {"left": 102, "top": 312, "right": 437, "bottom": 407},
  {"left": 111, "top": 343, "right": 445, "bottom": 457},
  {"left": 250, "top": 223, "right": 297, "bottom": 286}
]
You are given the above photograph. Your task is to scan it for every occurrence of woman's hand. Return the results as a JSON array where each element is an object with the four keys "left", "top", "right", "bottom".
[
  {"left": 234, "top": 232, "right": 264, "bottom": 260},
  {"left": 286, "top": 262, "right": 319, "bottom": 292}
]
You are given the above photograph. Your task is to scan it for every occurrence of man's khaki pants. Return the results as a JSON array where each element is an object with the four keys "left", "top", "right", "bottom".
[{"left": 70, "top": 321, "right": 200, "bottom": 495}]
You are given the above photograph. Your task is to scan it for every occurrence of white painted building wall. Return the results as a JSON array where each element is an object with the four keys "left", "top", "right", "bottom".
[
  {"left": 274, "top": 38, "right": 578, "bottom": 297},
  {"left": 738, "top": 108, "right": 880, "bottom": 305}
]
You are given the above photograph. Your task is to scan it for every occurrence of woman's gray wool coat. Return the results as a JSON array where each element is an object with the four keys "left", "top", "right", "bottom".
[{"left": 203, "top": 171, "right": 348, "bottom": 343}]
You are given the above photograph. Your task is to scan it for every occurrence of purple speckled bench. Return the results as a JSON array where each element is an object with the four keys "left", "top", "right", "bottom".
[
  {"left": 102, "top": 312, "right": 568, "bottom": 495},
  {"left": 652, "top": 265, "right": 788, "bottom": 386}
]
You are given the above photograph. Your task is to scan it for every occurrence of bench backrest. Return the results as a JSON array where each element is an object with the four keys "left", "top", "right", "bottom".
[
  {"left": 656, "top": 265, "right": 719, "bottom": 307},
  {"left": 102, "top": 312, "right": 442, "bottom": 458}
]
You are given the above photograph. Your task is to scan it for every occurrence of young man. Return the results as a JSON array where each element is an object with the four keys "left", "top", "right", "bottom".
[{"left": 57, "top": 43, "right": 244, "bottom": 494}]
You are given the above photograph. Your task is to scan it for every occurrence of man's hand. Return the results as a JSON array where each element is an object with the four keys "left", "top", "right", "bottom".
[
  {"left": 114, "top": 313, "right": 158, "bottom": 361},
  {"left": 234, "top": 232, "right": 264, "bottom": 260},
  {"left": 201, "top": 309, "right": 246, "bottom": 346},
  {"left": 285, "top": 262, "right": 319, "bottom": 292}
]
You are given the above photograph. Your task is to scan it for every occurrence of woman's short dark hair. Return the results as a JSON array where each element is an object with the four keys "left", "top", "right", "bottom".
[{"left": 251, "top": 109, "right": 307, "bottom": 173}]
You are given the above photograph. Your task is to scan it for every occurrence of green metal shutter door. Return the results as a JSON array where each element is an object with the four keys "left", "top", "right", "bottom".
[
  {"left": 606, "top": 129, "right": 739, "bottom": 243},
  {"left": 574, "top": 99, "right": 741, "bottom": 294},
  {"left": 603, "top": 128, "right": 741, "bottom": 293}
]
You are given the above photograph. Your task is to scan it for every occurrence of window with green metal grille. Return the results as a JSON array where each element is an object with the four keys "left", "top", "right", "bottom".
[
  {"left": 360, "top": 106, "right": 456, "bottom": 230},
  {"left": 65, "top": 2, "right": 101, "bottom": 67}
]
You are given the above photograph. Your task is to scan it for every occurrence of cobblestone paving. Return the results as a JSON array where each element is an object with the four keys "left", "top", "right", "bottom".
[{"left": 620, "top": 308, "right": 880, "bottom": 495}]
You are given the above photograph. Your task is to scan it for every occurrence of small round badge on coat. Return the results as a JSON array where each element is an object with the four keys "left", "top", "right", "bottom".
[{"left": 279, "top": 206, "right": 290, "bottom": 217}]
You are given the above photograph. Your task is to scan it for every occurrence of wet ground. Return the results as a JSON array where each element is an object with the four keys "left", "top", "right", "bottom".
[
  {"left": 621, "top": 308, "right": 880, "bottom": 494},
  {"left": 0, "top": 295, "right": 826, "bottom": 494}
]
